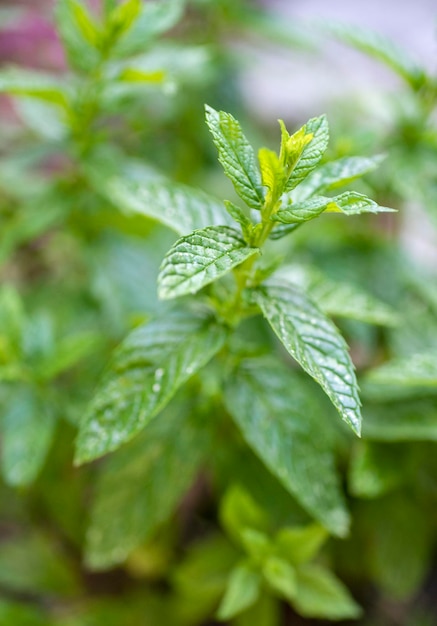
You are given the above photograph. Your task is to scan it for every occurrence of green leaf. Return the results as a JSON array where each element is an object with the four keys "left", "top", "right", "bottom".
[
  {"left": 75, "top": 311, "right": 226, "bottom": 464},
  {"left": 224, "top": 201, "right": 253, "bottom": 240},
  {"left": 1, "top": 388, "right": 55, "bottom": 487},
  {"left": 113, "top": 0, "right": 184, "bottom": 57},
  {"left": 252, "top": 282, "right": 362, "bottom": 435},
  {"left": 55, "top": 0, "right": 101, "bottom": 72},
  {"left": 285, "top": 115, "right": 329, "bottom": 192},
  {"left": 275, "top": 524, "right": 328, "bottom": 566},
  {"left": 216, "top": 561, "right": 261, "bottom": 621},
  {"left": 205, "top": 105, "right": 265, "bottom": 210},
  {"left": 93, "top": 176, "right": 233, "bottom": 235},
  {"left": 158, "top": 226, "right": 259, "bottom": 300},
  {"left": 258, "top": 147, "right": 283, "bottom": 191},
  {"left": 85, "top": 400, "right": 209, "bottom": 569},
  {"left": 38, "top": 331, "right": 101, "bottom": 381},
  {"left": 0, "top": 532, "right": 79, "bottom": 595},
  {"left": 0, "top": 69, "right": 69, "bottom": 108},
  {"left": 329, "top": 24, "right": 426, "bottom": 90},
  {"left": 364, "top": 353, "right": 437, "bottom": 388},
  {"left": 293, "top": 154, "right": 385, "bottom": 202},
  {"left": 263, "top": 557, "right": 297, "bottom": 602},
  {"left": 224, "top": 359, "right": 350, "bottom": 536},
  {"left": 274, "top": 191, "right": 393, "bottom": 224},
  {"left": 107, "top": 0, "right": 142, "bottom": 40},
  {"left": 362, "top": 400, "right": 437, "bottom": 441},
  {"left": 294, "top": 564, "right": 362, "bottom": 620},
  {"left": 0, "top": 600, "right": 48, "bottom": 626},
  {"left": 220, "top": 486, "right": 269, "bottom": 546},
  {"left": 275, "top": 264, "right": 398, "bottom": 326}
]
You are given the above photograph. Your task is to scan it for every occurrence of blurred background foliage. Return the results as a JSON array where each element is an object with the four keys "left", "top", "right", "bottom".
[{"left": 0, "top": 0, "right": 436, "bottom": 624}]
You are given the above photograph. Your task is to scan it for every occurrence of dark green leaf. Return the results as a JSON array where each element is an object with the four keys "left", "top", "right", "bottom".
[
  {"left": 224, "top": 359, "right": 350, "bottom": 536},
  {"left": 362, "top": 400, "right": 437, "bottom": 441},
  {"left": 252, "top": 282, "right": 361, "bottom": 434},
  {"left": 86, "top": 400, "right": 209, "bottom": 569},
  {"left": 75, "top": 311, "right": 226, "bottom": 463},
  {"left": 158, "top": 225, "right": 258, "bottom": 300},
  {"left": 205, "top": 105, "right": 265, "bottom": 210}
]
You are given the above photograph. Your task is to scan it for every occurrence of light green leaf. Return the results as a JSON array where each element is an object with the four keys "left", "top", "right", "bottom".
[
  {"left": 263, "top": 557, "right": 297, "bottom": 602},
  {"left": 224, "top": 359, "right": 350, "bottom": 536},
  {"left": 220, "top": 485, "right": 269, "bottom": 546},
  {"left": 55, "top": 0, "right": 101, "bottom": 72},
  {"left": 205, "top": 105, "right": 265, "bottom": 210},
  {"left": 85, "top": 400, "right": 209, "bottom": 569},
  {"left": 294, "top": 564, "right": 362, "bottom": 619},
  {"left": 107, "top": 0, "right": 142, "bottom": 40},
  {"left": 329, "top": 24, "right": 426, "bottom": 90},
  {"left": 217, "top": 561, "right": 261, "bottom": 621},
  {"left": 75, "top": 311, "right": 226, "bottom": 464},
  {"left": 365, "top": 353, "right": 437, "bottom": 387},
  {"left": 252, "top": 282, "right": 362, "bottom": 435},
  {"left": 114, "top": 0, "right": 185, "bottom": 57},
  {"left": 292, "top": 154, "right": 385, "bottom": 203},
  {"left": 94, "top": 176, "right": 233, "bottom": 235},
  {"left": 285, "top": 115, "right": 329, "bottom": 192},
  {"left": 362, "top": 400, "right": 437, "bottom": 441},
  {"left": 258, "top": 147, "right": 282, "bottom": 191},
  {"left": 158, "top": 226, "right": 259, "bottom": 300},
  {"left": 274, "top": 191, "right": 393, "bottom": 224},
  {"left": 275, "top": 264, "right": 398, "bottom": 326},
  {"left": 0, "top": 69, "right": 69, "bottom": 108},
  {"left": 1, "top": 388, "right": 55, "bottom": 487},
  {"left": 275, "top": 524, "right": 328, "bottom": 566}
]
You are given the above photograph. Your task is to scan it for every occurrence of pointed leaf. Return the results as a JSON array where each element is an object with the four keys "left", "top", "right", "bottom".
[
  {"left": 220, "top": 485, "right": 269, "bottom": 546},
  {"left": 224, "top": 359, "right": 350, "bottom": 536},
  {"left": 263, "top": 557, "right": 297, "bottom": 602},
  {"left": 95, "top": 176, "right": 233, "bottom": 235},
  {"left": 293, "top": 154, "right": 385, "bottom": 203},
  {"left": 0, "top": 69, "right": 69, "bottom": 108},
  {"left": 252, "top": 282, "right": 361, "bottom": 434},
  {"left": 275, "top": 525, "right": 328, "bottom": 566},
  {"left": 285, "top": 116, "right": 329, "bottom": 192},
  {"left": 158, "top": 226, "right": 258, "bottom": 300},
  {"left": 55, "top": 0, "right": 101, "bottom": 71},
  {"left": 217, "top": 561, "right": 261, "bottom": 621},
  {"left": 294, "top": 564, "right": 362, "bottom": 620},
  {"left": 205, "top": 105, "right": 265, "bottom": 210},
  {"left": 85, "top": 400, "right": 209, "bottom": 569},
  {"left": 275, "top": 264, "right": 398, "bottom": 326},
  {"left": 75, "top": 311, "right": 226, "bottom": 463},
  {"left": 275, "top": 191, "right": 393, "bottom": 224}
]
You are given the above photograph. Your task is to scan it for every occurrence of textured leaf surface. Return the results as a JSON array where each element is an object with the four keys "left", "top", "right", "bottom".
[
  {"left": 292, "top": 154, "right": 384, "bottom": 203},
  {"left": 98, "top": 177, "right": 233, "bottom": 234},
  {"left": 252, "top": 282, "right": 361, "bottom": 434},
  {"left": 274, "top": 264, "right": 398, "bottom": 326},
  {"left": 275, "top": 191, "right": 392, "bottom": 224},
  {"left": 158, "top": 226, "right": 258, "bottom": 299},
  {"left": 75, "top": 311, "right": 226, "bottom": 463},
  {"left": 86, "top": 400, "right": 209, "bottom": 569},
  {"left": 224, "top": 359, "right": 350, "bottom": 536},
  {"left": 294, "top": 564, "right": 362, "bottom": 619},
  {"left": 205, "top": 105, "right": 265, "bottom": 210},
  {"left": 1, "top": 389, "right": 55, "bottom": 487},
  {"left": 285, "top": 116, "right": 329, "bottom": 192}
]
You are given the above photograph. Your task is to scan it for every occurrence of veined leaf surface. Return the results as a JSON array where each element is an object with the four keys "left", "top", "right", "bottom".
[
  {"left": 225, "top": 359, "right": 349, "bottom": 536},
  {"left": 285, "top": 116, "right": 329, "bottom": 192},
  {"left": 75, "top": 311, "right": 226, "bottom": 463},
  {"left": 86, "top": 399, "right": 209, "bottom": 569},
  {"left": 252, "top": 282, "right": 361, "bottom": 435},
  {"left": 158, "top": 225, "right": 258, "bottom": 300},
  {"left": 205, "top": 105, "right": 265, "bottom": 210}
]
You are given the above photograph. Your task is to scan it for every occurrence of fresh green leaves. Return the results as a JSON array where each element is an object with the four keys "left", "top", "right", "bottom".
[
  {"left": 283, "top": 115, "right": 329, "bottom": 192},
  {"left": 158, "top": 226, "right": 259, "bottom": 299},
  {"left": 205, "top": 106, "right": 265, "bottom": 210},
  {"left": 252, "top": 282, "right": 362, "bottom": 434},
  {"left": 224, "top": 359, "right": 350, "bottom": 535},
  {"left": 75, "top": 311, "right": 226, "bottom": 463},
  {"left": 86, "top": 399, "right": 209, "bottom": 569}
]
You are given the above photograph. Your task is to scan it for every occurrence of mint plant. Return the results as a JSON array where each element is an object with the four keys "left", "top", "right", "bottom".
[{"left": 75, "top": 104, "right": 392, "bottom": 621}]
